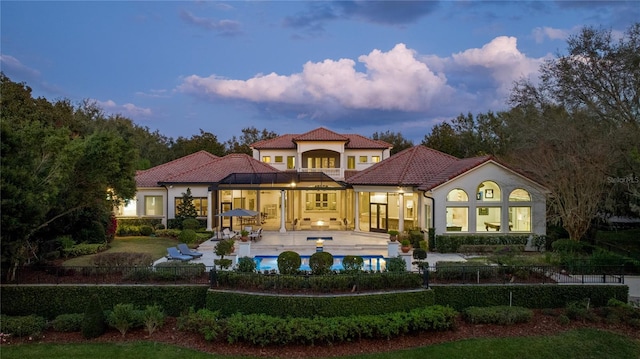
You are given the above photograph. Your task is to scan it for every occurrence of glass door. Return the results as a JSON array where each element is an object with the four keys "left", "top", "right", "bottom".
[
  {"left": 370, "top": 203, "right": 388, "bottom": 233},
  {"left": 221, "top": 202, "right": 232, "bottom": 229}
]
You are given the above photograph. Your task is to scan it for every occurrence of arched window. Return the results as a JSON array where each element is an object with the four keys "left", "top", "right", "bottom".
[
  {"left": 476, "top": 181, "right": 501, "bottom": 201},
  {"left": 447, "top": 189, "right": 468, "bottom": 201},
  {"left": 509, "top": 189, "right": 531, "bottom": 201}
]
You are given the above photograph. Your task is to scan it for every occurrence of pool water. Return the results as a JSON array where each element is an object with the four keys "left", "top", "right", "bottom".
[{"left": 253, "top": 255, "right": 386, "bottom": 272}]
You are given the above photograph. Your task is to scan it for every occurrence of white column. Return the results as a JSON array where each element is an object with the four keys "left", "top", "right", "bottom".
[
  {"left": 354, "top": 191, "right": 360, "bottom": 231},
  {"left": 279, "top": 190, "right": 286, "bottom": 233},
  {"left": 398, "top": 192, "right": 405, "bottom": 233},
  {"left": 206, "top": 190, "right": 213, "bottom": 231}
]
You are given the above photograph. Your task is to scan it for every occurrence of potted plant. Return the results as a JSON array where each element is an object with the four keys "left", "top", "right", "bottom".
[
  {"left": 214, "top": 239, "right": 235, "bottom": 269},
  {"left": 240, "top": 229, "right": 250, "bottom": 242},
  {"left": 401, "top": 239, "right": 412, "bottom": 253},
  {"left": 388, "top": 230, "right": 399, "bottom": 242}
]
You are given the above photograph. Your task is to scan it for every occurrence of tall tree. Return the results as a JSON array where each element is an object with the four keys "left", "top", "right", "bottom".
[
  {"left": 371, "top": 130, "right": 413, "bottom": 155},
  {"left": 0, "top": 74, "right": 137, "bottom": 278},
  {"left": 225, "top": 126, "right": 278, "bottom": 155},
  {"left": 508, "top": 23, "right": 640, "bottom": 239},
  {"left": 175, "top": 188, "right": 198, "bottom": 222},
  {"left": 171, "top": 129, "right": 226, "bottom": 159}
]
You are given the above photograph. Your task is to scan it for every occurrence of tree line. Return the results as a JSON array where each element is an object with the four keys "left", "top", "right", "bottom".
[{"left": 1, "top": 24, "right": 638, "bottom": 276}]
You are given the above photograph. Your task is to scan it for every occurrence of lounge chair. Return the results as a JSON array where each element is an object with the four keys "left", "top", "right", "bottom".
[
  {"left": 166, "top": 247, "right": 192, "bottom": 261},
  {"left": 249, "top": 227, "right": 262, "bottom": 241},
  {"left": 177, "top": 243, "right": 203, "bottom": 258},
  {"left": 222, "top": 228, "right": 237, "bottom": 239}
]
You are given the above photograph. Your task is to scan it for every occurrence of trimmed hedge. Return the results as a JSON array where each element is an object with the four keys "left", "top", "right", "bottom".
[
  {"left": 463, "top": 306, "right": 533, "bottom": 325},
  {"left": 0, "top": 314, "right": 47, "bottom": 337},
  {"left": 435, "top": 235, "right": 546, "bottom": 253},
  {"left": 224, "top": 305, "right": 457, "bottom": 346},
  {"left": 432, "top": 285, "right": 629, "bottom": 310},
  {"left": 215, "top": 271, "right": 423, "bottom": 293},
  {"left": 206, "top": 289, "right": 434, "bottom": 318},
  {"left": 0, "top": 285, "right": 208, "bottom": 319}
]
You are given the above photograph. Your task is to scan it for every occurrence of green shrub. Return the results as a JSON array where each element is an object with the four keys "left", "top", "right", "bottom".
[
  {"left": 182, "top": 218, "right": 200, "bottom": 230},
  {"left": 557, "top": 314, "right": 571, "bottom": 325},
  {"left": 154, "top": 229, "right": 181, "bottom": 239},
  {"left": 62, "top": 243, "right": 108, "bottom": 258},
  {"left": 224, "top": 305, "right": 457, "bottom": 346},
  {"left": 0, "top": 314, "right": 47, "bottom": 337},
  {"left": 309, "top": 251, "right": 334, "bottom": 275},
  {"left": 139, "top": 225, "right": 154, "bottom": 236},
  {"left": 214, "top": 258, "right": 233, "bottom": 269},
  {"left": 435, "top": 234, "right": 543, "bottom": 253},
  {"left": 566, "top": 299, "right": 600, "bottom": 322},
  {"left": 142, "top": 304, "right": 165, "bottom": 336},
  {"left": 552, "top": 239, "right": 591, "bottom": 254},
  {"left": 177, "top": 308, "right": 221, "bottom": 341},
  {"left": 278, "top": 251, "right": 301, "bottom": 274},
  {"left": 91, "top": 252, "right": 153, "bottom": 267},
  {"left": 433, "top": 261, "right": 498, "bottom": 280},
  {"left": 237, "top": 256, "right": 256, "bottom": 273},
  {"left": 107, "top": 303, "right": 143, "bottom": 337},
  {"left": 58, "top": 235, "right": 75, "bottom": 249},
  {"left": 385, "top": 256, "right": 406, "bottom": 272},
  {"left": 463, "top": 306, "right": 533, "bottom": 325},
  {"left": 178, "top": 229, "right": 198, "bottom": 244},
  {"left": 51, "top": 313, "right": 84, "bottom": 332},
  {"left": 413, "top": 248, "right": 427, "bottom": 260},
  {"left": 82, "top": 294, "right": 106, "bottom": 339},
  {"left": 342, "top": 255, "right": 364, "bottom": 272},
  {"left": 153, "top": 262, "right": 206, "bottom": 280}
]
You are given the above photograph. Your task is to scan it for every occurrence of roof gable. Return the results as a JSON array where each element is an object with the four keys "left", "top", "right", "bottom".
[
  {"left": 135, "top": 150, "right": 219, "bottom": 187},
  {"left": 251, "top": 127, "right": 392, "bottom": 150},
  {"left": 347, "top": 146, "right": 459, "bottom": 186},
  {"left": 293, "top": 127, "right": 348, "bottom": 142}
]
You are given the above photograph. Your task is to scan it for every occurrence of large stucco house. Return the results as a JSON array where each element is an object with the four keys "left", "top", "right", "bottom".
[{"left": 117, "top": 127, "right": 547, "bottom": 237}]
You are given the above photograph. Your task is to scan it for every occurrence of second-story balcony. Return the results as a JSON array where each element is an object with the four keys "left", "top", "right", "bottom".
[{"left": 298, "top": 167, "right": 342, "bottom": 180}]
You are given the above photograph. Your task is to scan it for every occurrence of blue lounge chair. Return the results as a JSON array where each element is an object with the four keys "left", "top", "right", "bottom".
[
  {"left": 166, "top": 247, "right": 192, "bottom": 261},
  {"left": 177, "top": 243, "right": 203, "bottom": 258}
]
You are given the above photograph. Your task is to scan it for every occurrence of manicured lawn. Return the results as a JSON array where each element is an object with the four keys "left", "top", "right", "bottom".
[
  {"left": 62, "top": 236, "right": 180, "bottom": 266},
  {"left": 2, "top": 329, "right": 638, "bottom": 359}
]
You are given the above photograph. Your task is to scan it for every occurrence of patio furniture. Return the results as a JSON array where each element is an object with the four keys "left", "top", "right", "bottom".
[
  {"left": 177, "top": 243, "right": 203, "bottom": 258},
  {"left": 222, "top": 228, "right": 238, "bottom": 239},
  {"left": 166, "top": 247, "right": 192, "bottom": 261},
  {"left": 249, "top": 227, "right": 263, "bottom": 241}
]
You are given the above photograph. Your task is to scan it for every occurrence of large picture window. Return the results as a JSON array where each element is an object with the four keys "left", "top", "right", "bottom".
[
  {"left": 144, "top": 196, "right": 163, "bottom": 216},
  {"left": 175, "top": 197, "right": 208, "bottom": 217},
  {"left": 305, "top": 192, "right": 337, "bottom": 211},
  {"left": 477, "top": 207, "right": 502, "bottom": 231},
  {"left": 509, "top": 207, "right": 531, "bottom": 232},
  {"left": 446, "top": 207, "right": 468, "bottom": 232}
]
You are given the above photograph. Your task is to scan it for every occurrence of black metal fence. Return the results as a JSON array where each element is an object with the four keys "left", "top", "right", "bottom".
[{"left": 0, "top": 264, "right": 626, "bottom": 287}]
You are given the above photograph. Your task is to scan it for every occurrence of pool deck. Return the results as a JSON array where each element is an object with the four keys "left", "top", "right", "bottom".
[{"left": 155, "top": 230, "right": 640, "bottom": 303}]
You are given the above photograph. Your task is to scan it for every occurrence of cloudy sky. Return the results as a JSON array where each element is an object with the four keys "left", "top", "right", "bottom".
[{"left": 2, "top": 1, "right": 637, "bottom": 143}]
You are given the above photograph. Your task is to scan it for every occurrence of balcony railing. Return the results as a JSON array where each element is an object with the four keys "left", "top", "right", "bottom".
[{"left": 298, "top": 168, "right": 342, "bottom": 179}]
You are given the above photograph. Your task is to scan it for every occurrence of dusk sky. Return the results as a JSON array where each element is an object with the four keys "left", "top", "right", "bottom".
[{"left": 2, "top": 1, "right": 638, "bottom": 143}]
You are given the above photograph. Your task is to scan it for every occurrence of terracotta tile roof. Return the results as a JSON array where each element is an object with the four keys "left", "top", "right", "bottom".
[
  {"left": 251, "top": 127, "right": 392, "bottom": 150},
  {"left": 293, "top": 127, "right": 349, "bottom": 142},
  {"left": 347, "top": 146, "right": 460, "bottom": 186},
  {"left": 136, "top": 152, "right": 278, "bottom": 187},
  {"left": 135, "top": 150, "right": 219, "bottom": 187},
  {"left": 417, "top": 155, "right": 493, "bottom": 191}
]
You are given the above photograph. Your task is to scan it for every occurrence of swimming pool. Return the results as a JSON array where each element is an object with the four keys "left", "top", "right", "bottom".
[{"left": 253, "top": 255, "right": 386, "bottom": 272}]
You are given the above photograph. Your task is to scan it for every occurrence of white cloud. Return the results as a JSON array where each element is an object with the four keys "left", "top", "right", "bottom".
[
  {"left": 532, "top": 26, "right": 569, "bottom": 43},
  {"left": 451, "top": 36, "right": 543, "bottom": 94},
  {"left": 178, "top": 43, "right": 453, "bottom": 113},
  {"left": 95, "top": 99, "right": 152, "bottom": 117},
  {"left": 0, "top": 54, "right": 41, "bottom": 79}
]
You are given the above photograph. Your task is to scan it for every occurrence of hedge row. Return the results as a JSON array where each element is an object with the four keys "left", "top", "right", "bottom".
[
  {"left": 224, "top": 305, "right": 456, "bottom": 346},
  {"left": 435, "top": 235, "right": 546, "bottom": 253},
  {"left": 206, "top": 289, "right": 434, "bottom": 318},
  {"left": 432, "top": 285, "right": 629, "bottom": 310},
  {"left": 1, "top": 284, "right": 628, "bottom": 319},
  {"left": 215, "top": 271, "right": 423, "bottom": 293},
  {"left": 0, "top": 286, "right": 208, "bottom": 319}
]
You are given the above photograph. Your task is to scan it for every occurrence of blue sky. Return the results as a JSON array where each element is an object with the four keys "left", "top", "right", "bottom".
[{"left": 2, "top": 1, "right": 637, "bottom": 143}]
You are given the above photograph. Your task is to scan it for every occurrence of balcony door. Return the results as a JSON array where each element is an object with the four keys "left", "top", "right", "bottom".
[{"left": 369, "top": 203, "right": 388, "bottom": 233}]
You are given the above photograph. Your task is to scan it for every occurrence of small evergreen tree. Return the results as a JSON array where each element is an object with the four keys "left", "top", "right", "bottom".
[
  {"left": 175, "top": 188, "right": 198, "bottom": 223},
  {"left": 81, "top": 294, "right": 106, "bottom": 339}
]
